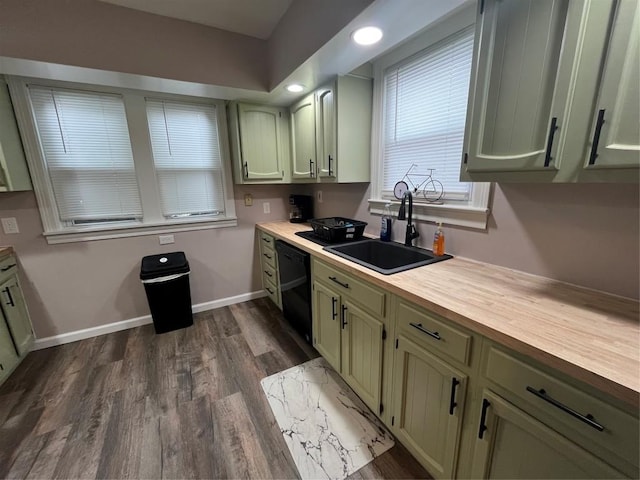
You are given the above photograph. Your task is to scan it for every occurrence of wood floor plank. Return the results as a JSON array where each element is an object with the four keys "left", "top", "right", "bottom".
[
  {"left": 0, "top": 408, "right": 44, "bottom": 478},
  {"left": 229, "top": 302, "right": 279, "bottom": 356},
  {"left": 24, "top": 425, "right": 73, "bottom": 480},
  {"left": 212, "top": 391, "right": 272, "bottom": 479}
]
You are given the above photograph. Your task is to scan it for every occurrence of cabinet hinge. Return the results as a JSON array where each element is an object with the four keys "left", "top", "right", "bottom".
[
  {"left": 479, "top": 0, "right": 485, "bottom": 14},
  {"left": 382, "top": 327, "right": 387, "bottom": 340},
  {"left": 395, "top": 338, "right": 398, "bottom": 349},
  {"left": 463, "top": 152, "right": 468, "bottom": 164},
  {"left": 379, "top": 403, "right": 384, "bottom": 414},
  {"left": 391, "top": 415, "right": 395, "bottom": 426}
]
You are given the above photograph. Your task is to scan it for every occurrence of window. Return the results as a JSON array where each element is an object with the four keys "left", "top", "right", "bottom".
[
  {"left": 369, "top": 8, "right": 490, "bottom": 229},
  {"left": 8, "top": 78, "right": 236, "bottom": 243}
]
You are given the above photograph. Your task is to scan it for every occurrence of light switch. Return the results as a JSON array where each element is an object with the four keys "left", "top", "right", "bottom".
[
  {"left": 263, "top": 202, "right": 271, "bottom": 214},
  {"left": 159, "top": 234, "right": 175, "bottom": 245},
  {"left": 1, "top": 217, "right": 19, "bottom": 234}
]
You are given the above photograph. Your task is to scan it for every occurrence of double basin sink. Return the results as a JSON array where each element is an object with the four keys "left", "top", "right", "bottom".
[{"left": 324, "top": 238, "right": 452, "bottom": 275}]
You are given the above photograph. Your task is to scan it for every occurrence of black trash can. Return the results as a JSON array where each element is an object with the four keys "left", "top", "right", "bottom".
[{"left": 140, "top": 251, "right": 193, "bottom": 334}]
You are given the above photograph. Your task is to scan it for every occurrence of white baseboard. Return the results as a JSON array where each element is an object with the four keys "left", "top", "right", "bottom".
[{"left": 32, "top": 290, "right": 267, "bottom": 350}]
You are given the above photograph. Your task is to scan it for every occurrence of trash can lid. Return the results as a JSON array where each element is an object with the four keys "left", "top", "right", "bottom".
[{"left": 140, "top": 251, "right": 190, "bottom": 280}]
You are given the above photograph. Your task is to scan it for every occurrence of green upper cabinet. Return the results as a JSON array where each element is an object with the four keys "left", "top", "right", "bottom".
[
  {"left": 316, "top": 85, "right": 336, "bottom": 179},
  {"left": 471, "top": 390, "right": 625, "bottom": 479},
  {"left": 0, "top": 76, "right": 32, "bottom": 192},
  {"left": 290, "top": 93, "right": 317, "bottom": 180},
  {"left": 463, "top": 0, "right": 571, "bottom": 174},
  {"left": 228, "top": 102, "right": 290, "bottom": 184},
  {"left": 462, "top": 0, "right": 639, "bottom": 182},
  {"left": 582, "top": 0, "right": 639, "bottom": 171}
]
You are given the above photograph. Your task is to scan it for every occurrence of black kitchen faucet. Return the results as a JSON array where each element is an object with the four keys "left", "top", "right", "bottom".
[{"left": 397, "top": 191, "right": 419, "bottom": 247}]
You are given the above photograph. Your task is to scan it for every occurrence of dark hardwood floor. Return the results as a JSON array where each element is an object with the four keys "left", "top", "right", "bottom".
[{"left": 0, "top": 298, "right": 430, "bottom": 479}]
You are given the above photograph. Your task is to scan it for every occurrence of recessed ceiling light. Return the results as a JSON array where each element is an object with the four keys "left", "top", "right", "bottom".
[
  {"left": 352, "top": 26, "right": 383, "bottom": 46},
  {"left": 286, "top": 84, "right": 304, "bottom": 93}
]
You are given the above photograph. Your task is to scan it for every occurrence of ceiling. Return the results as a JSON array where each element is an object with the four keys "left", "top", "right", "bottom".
[{"left": 98, "top": 0, "right": 294, "bottom": 39}]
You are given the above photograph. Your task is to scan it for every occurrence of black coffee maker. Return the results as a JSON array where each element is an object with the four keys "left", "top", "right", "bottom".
[{"left": 289, "top": 195, "right": 313, "bottom": 223}]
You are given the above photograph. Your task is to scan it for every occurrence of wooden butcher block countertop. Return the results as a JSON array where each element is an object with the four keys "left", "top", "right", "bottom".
[
  {"left": 0, "top": 246, "right": 14, "bottom": 260},
  {"left": 257, "top": 221, "right": 640, "bottom": 408}
]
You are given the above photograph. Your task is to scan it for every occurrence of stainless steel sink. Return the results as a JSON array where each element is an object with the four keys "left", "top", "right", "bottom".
[{"left": 324, "top": 238, "right": 452, "bottom": 275}]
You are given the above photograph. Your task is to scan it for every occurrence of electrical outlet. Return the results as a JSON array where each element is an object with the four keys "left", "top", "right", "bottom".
[
  {"left": 1, "top": 217, "right": 19, "bottom": 234},
  {"left": 263, "top": 202, "right": 271, "bottom": 214},
  {"left": 159, "top": 234, "right": 175, "bottom": 245},
  {"left": 244, "top": 193, "right": 253, "bottom": 206},
  {"left": 317, "top": 190, "right": 323, "bottom": 203}
]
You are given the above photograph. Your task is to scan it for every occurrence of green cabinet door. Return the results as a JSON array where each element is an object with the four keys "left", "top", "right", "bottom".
[
  {"left": 341, "top": 299, "right": 383, "bottom": 414},
  {"left": 0, "top": 275, "right": 34, "bottom": 357},
  {"left": 471, "top": 390, "right": 625, "bottom": 479},
  {"left": 237, "top": 104, "right": 284, "bottom": 180},
  {"left": 464, "top": 0, "right": 571, "bottom": 173},
  {"left": 392, "top": 335, "right": 467, "bottom": 479},
  {"left": 290, "top": 93, "right": 316, "bottom": 179},
  {"left": 584, "top": 0, "right": 640, "bottom": 170},
  {"left": 0, "top": 309, "right": 20, "bottom": 385},
  {"left": 312, "top": 282, "right": 341, "bottom": 372},
  {"left": 316, "top": 85, "right": 336, "bottom": 179}
]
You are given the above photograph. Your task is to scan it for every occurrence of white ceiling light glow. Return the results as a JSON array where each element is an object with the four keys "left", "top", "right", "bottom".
[
  {"left": 286, "top": 84, "right": 304, "bottom": 93},
  {"left": 352, "top": 26, "right": 383, "bottom": 46}
]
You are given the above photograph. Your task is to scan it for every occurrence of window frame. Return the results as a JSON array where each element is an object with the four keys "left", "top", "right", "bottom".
[
  {"left": 368, "top": 4, "right": 491, "bottom": 230},
  {"left": 7, "top": 76, "right": 237, "bottom": 244}
]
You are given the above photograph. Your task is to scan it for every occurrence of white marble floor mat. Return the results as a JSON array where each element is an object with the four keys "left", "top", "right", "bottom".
[{"left": 260, "top": 357, "right": 394, "bottom": 480}]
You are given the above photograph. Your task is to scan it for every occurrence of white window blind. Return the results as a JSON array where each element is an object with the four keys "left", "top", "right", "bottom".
[
  {"left": 146, "top": 99, "right": 225, "bottom": 218},
  {"left": 383, "top": 26, "right": 474, "bottom": 199},
  {"left": 28, "top": 86, "right": 142, "bottom": 222}
]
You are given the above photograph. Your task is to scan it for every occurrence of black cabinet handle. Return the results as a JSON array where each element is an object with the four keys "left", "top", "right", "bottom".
[
  {"left": 266, "top": 286, "right": 274, "bottom": 295},
  {"left": 243, "top": 161, "right": 249, "bottom": 178},
  {"left": 264, "top": 270, "right": 272, "bottom": 277},
  {"left": 328, "top": 155, "right": 333, "bottom": 176},
  {"left": 1, "top": 264, "right": 16, "bottom": 272},
  {"left": 309, "top": 158, "right": 315, "bottom": 177},
  {"left": 341, "top": 305, "right": 348, "bottom": 329},
  {"left": 544, "top": 117, "right": 558, "bottom": 167},
  {"left": 3, "top": 287, "right": 14, "bottom": 307},
  {"left": 478, "top": 398, "right": 491, "bottom": 439},
  {"left": 449, "top": 377, "right": 460, "bottom": 415},
  {"left": 328, "top": 276, "right": 349, "bottom": 289},
  {"left": 526, "top": 386, "right": 604, "bottom": 431},
  {"left": 409, "top": 322, "right": 441, "bottom": 340},
  {"left": 262, "top": 237, "right": 271, "bottom": 244},
  {"left": 263, "top": 253, "right": 272, "bottom": 260},
  {"left": 588, "top": 109, "right": 606, "bottom": 165},
  {"left": 331, "top": 297, "right": 337, "bottom": 320}
]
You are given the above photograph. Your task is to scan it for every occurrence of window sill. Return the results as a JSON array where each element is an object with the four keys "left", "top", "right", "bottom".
[
  {"left": 368, "top": 199, "right": 489, "bottom": 230},
  {"left": 43, "top": 217, "right": 238, "bottom": 244}
]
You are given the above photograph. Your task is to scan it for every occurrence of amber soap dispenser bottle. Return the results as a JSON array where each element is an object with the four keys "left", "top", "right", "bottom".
[{"left": 433, "top": 222, "right": 445, "bottom": 256}]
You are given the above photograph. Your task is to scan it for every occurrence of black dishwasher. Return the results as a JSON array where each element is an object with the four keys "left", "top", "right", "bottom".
[{"left": 275, "top": 240, "right": 312, "bottom": 344}]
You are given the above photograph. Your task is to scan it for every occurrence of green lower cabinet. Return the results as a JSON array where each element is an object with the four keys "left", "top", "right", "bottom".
[
  {"left": 312, "top": 281, "right": 342, "bottom": 372},
  {"left": 0, "top": 309, "right": 19, "bottom": 385},
  {"left": 392, "top": 335, "right": 467, "bottom": 479},
  {"left": 341, "top": 299, "right": 384, "bottom": 413},
  {"left": 471, "top": 390, "right": 626, "bottom": 479},
  {"left": 0, "top": 275, "right": 34, "bottom": 356}
]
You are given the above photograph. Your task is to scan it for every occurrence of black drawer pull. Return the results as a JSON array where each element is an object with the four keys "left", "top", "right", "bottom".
[
  {"left": 526, "top": 386, "right": 604, "bottom": 431},
  {"left": 264, "top": 270, "right": 272, "bottom": 277},
  {"left": 328, "top": 155, "right": 333, "bottom": 176},
  {"left": 449, "top": 377, "right": 460, "bottom": 415},
  {"left": 266, "top": 287, "right": 274, "bottom": 295},
  {"left": 329, "top": 276, "right": 349, "bottom": 289},
  {"left": 331, "top": 297, "right": 337, "bottom": 320},
  {"left": 409, "top": 322, "right": 441, "bottom": 340},
  {"left": 262, "top": 237, "right": 271, "bottom": 244},
  {"left": 3, "top": 287, "right": 14, "bottom": 307},
  {"left": 263, "top": 253, "right": 272, "bottom": 260},
  {"left": 243, "top": 161, "right": 249, "bottom": 178},
  {"left": 309, "top": 158, "right": 315, "bottom": 178},
  {"left": 341, "top": 305, "right": 348, "bottom": 329},
  {"left": 478, "top": 398, "right": 491, "bottom": 439},
  {"left": 588, "top": 109, "right": 606, "bottom": 165},
  {"left": 1, "top": 264, "right": 16, "bottom": 272},
  {"left": 544, "top": 117, "right": 558, "bottom": 167}
]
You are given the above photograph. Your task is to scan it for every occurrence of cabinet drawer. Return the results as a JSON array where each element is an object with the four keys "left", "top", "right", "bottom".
[
  {"left": 263, "top": 276, "right": 280, "bottom": 306},
  {"left": 485, "top": 347, "right": 639, "bottom": 468},
  {"left": 259, "top": 231, "right": 276, "bottom": 249},
  {"left": 262, "top": 262, "right": 278, "bottom": 286},
  {"left": 396, "top": 300, "right": 471, "bottom": 365},
  {"left": 0, "top": 254, "right": 17, "bottom": 279},
  {"left": 261, "top": 244, "right": 276, "bottom": 269},
  {"left": 313, "top": 259, "right": 386, "bottom": 317}
]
